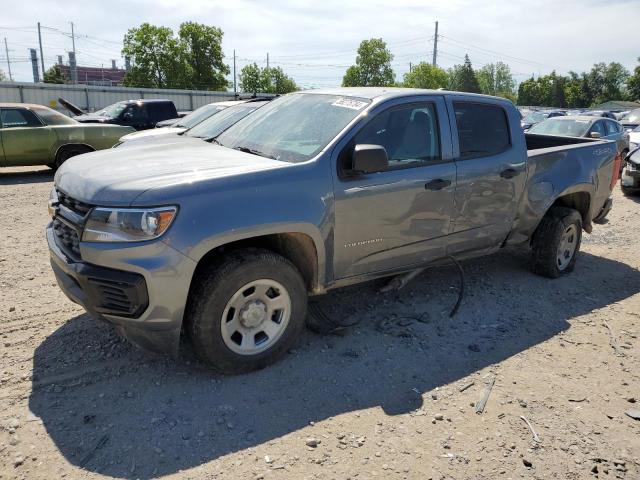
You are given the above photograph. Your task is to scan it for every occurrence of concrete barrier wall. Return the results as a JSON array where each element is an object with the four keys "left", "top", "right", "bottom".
[{"left": 0, "top": 82, "right": 273, "bottom": 113}]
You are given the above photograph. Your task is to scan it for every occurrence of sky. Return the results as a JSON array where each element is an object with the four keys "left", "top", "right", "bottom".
[{"left": 1, "top": 0, "right": 639, "bottom": 89}]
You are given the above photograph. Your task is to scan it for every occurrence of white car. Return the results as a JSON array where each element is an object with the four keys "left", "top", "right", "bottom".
[
  {"left": 117, "top": 100, "right": 259, "bottom": 144},
  {"left": 629, "top": 126, "right": 640, "bottom": 151}
]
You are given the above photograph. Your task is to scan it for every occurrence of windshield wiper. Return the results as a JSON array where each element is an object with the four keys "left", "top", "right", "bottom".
[
  {"left": 205, "top": 136, "right": 222, "bottom": 145},
  {"left": 233, "top": 146, "right": 277, "bottom": 160}
]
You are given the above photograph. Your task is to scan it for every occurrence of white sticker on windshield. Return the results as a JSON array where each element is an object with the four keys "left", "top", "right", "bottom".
[{"left": 332, "top": 97, "right": 368, "bottom": 110}]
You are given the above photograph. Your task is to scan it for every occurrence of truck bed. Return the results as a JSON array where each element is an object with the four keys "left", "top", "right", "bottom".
[
  {"left": 509, "top": 133, "right": 618, "bottom": 243},
  {"left": 524, "top": 132, "right": 594, "bottom": 151}
]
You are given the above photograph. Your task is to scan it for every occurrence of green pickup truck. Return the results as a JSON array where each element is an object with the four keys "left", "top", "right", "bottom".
[{"left": 0, "top": 103, "right": 133, "bottom": 169}]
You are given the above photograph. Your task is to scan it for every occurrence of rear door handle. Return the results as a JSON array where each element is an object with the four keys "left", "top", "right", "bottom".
[
  {"left": 500, "top": 168, "right": 520, "bottom": 179},
  {"left": 424, "top": 178, "right": 452, "bottom": 190}
]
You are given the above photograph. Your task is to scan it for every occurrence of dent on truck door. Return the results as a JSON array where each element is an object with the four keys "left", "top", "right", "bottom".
[
  {"left": 333, "top": 98, "right": 456, "bottom": 278},
  {"left": 447, "top": 100, "right": 526, "bottom": 253}
]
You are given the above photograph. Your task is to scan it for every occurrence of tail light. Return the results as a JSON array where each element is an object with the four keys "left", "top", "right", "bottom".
[{"left": 611, "top": 152, "right": 622, "bottom": 189}]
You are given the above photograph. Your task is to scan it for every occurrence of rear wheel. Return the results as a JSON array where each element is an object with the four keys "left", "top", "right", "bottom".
[
  {"left": 186, "top": 249, "right": 307, "bottom": 374},
  {"left": 530, "top": 207, "right": 582, "bottom": 278},
  {"left": 55, "top": 145, "right": 93, "bottom": 169}
]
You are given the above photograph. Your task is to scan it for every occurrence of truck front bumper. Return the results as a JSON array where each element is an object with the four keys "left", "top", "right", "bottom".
[{"left": 47, "top": 223, "right": 197, "bottom": 356}]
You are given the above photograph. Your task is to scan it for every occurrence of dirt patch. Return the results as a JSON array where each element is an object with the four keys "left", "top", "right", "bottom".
[{"left": 1, "top": 166, "right": 639, "bottom": 479}]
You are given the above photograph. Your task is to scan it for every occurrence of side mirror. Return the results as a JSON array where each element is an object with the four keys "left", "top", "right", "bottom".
[
  {"left": 352, "top": 144, "right": 388, "bottom": 174},
  {"left": 590, "top": 131, "right": 601, "bottom": 139},
  {"left": 122, "top": 112, "right": 133, "bottom": 121}
]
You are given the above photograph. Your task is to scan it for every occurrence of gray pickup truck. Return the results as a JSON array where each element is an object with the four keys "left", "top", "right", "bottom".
[{"left": 47, "top": 88, "right": 619, "bottom": 373}]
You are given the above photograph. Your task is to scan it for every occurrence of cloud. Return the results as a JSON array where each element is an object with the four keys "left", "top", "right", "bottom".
[{"left": 1, "top": 0, "right": 638, "bottom": 87}]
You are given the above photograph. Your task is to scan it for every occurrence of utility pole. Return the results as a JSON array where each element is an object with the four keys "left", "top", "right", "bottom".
[
  {"left": 233, "top": 49, "right": 237, "bottom": 95},
  {"left": 70, "top": 22, "right": 77, "bottom": 84},
  {"left": 37, "top": 22, "right": 45, "bottom": 78},
  {"left": 266, "top": 52, "right": 269, "bottom": 70},
  {"left": 4, "top": 37, "right": 12, "bottom": 81},
  {"left": 409, "top": 62, "right": 412, "bottom": 73},
  {"left": 432, "top": 21, "right": 439, "bottom": 67}
]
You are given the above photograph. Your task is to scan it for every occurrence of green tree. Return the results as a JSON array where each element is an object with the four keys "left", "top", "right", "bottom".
[
  {"left": 448, "top": 55, "right": 481, "bottom": 93},
  {"left": 122, "top": 23, "right": 187, "bottom": 88},
  {"left": 122, "top": 22, "right": 230, "bottom": 90},
  {"left": 0, "top": 69, "right": 6, "bottom": 81},
  {"left": 342, "top": 38, "right": 395, "bottom": 87},
  {"left": 476, "top": 62, "right": 516, "bottom": 100},
  {"left": 43, "top": 65, "right": 68, "bottom": 84},
  {"left": 402, "top": 62, "right": 448, "bottom": 89},
  {"left": 587, "top": 62, "right": 629, "bottom": 105},
  {"left": 239, "top": 63, "right": 297, "bottom": 95},
  {"left": 239, "top": 63, "right": 265, "bottom": 95},
  {"left": 266, "top": 66, "right": 298, "bottom": 94},
  {"left": 627, "top": 58, "right": 640, "bottom": 101},
  {"left": 178, "top": 22, "right": 229, "bottom": 90}
]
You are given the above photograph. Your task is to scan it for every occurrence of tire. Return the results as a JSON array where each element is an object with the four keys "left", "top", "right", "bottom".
[
  {"left": 55, "top": 145, "right": 92, "bottom": 169},
  {"left": 621, "top": 185, "right": 635, "bottom": 196},
  {"left": 186, "top": 249, "right": 307, "bottom": 374},
  {"left": 530, "top": 207, "right": 582, "bottom": 278}
]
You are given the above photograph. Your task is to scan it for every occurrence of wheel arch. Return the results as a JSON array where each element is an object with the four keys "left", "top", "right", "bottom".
[
  {"left": 549, "top": 190, "right": 592, "bottom": 232},
  {"left": 53, "top": 142, "right": 95, "bottom": 162},
  {"left": 188, "top": 231, "right": 324, "bottom": 297}
]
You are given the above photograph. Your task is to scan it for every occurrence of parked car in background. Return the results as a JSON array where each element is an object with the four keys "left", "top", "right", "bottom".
[
  {"left": 619, "top": 108, "right": 640, "bottom": 132},
  {"left": 621, "top": 147, "right": 640, "bottom": 196},
  {"left": 73, "top": 99, "right": 178, "bottom": 131},
  {"left": 118, "top": 100, "right": 268, "bottom": 145},
  {"left": 0, "top": 103, "right": 133, "bottom": 169},
  {"left": 580, "top": 110, "right": 617, "bottom": 120},
  {"left": 629, "top": 125, "right": 640, "bottom": 151},
  {"left": 528, "top": 116, "right": 629, "bottom": 159},
  {"left": 521, "top": 110, "right": 565, "bottom": 130},
  {"left": 48, "top": 88, "right": 618, "bottom": 373}
]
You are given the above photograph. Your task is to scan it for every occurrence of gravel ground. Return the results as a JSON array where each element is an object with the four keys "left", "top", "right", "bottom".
[{"left": 1, "top": 166, "right": 639, "bottom": 480}]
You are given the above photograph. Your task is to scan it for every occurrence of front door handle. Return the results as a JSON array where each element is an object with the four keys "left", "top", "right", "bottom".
[
  {"left": 424, "top": 178, "right": 452, "bottom": 190},
  {"left": 500, "top": 168, "right": 520, "bottom": 179}
]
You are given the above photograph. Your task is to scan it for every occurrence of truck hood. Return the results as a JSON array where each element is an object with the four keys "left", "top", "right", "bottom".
[
  {"left": 120, "top": 127, "right": 186, "bottom": 143},
  {"left": 54, "top": 137, "right": 288, "bottom": 205},
  {"left": 73, "top": 113, "right": 111, "bottom": 123}
]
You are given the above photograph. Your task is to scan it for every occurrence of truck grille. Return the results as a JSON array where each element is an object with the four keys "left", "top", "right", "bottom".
[
  {"left": 57, "top": 190, "right": 92, "bottom": 216},
  {"left": 52, "top": 189, "right": 92, "bottom": 260},
  {"left": 52, "top": 218, "right": 81, "bottom": 258}
]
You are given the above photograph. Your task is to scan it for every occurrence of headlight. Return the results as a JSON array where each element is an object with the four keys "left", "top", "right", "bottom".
[{"left": 82, "top": 206, "right": 177, "bottom": 242}]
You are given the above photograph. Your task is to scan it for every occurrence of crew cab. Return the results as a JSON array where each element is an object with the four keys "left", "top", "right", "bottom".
[
  {"left": 47, "top": 88, "right": 619, "bottom": 374},
  {"left": 74, "top": 99, "right": 179, "bottom": 130}
]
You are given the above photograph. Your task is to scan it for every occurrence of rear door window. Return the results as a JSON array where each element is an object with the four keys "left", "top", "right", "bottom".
[
  {"left": 0, "top": 108, "right": 42, "bottom": 128},
  {"left": 453, "top": 102, "right": 511, "bottom": 159},
  {"left": 605, "top": 121, "right": 620, "bottom": 136}
]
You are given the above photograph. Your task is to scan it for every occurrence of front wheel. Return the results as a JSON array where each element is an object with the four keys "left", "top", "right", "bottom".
[
  {"left": 530, "top": 207, "right": 582, "bottom": 278},
  {"left": 186, "top": 249, "right": 307, "bottom": 374},
  {"left": 621, "top": 185, "right": 636, "bottom": 196}
]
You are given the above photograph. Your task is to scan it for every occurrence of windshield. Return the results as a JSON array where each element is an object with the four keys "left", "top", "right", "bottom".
[
  {"left": 620, "top": 108, "right": 640, "bottom": 122},
  {"left": 93, "top": 102, "right": 128, "bottom": 118},
  {"left": 529, "top": 118, "right": 591, "bottom": 137},
  {"left": 522, "top": 112, "right": 547, "bottom": 124},
  {"left": 176, "top": 104, "right": 226, "bottom": 129},
  {"left": 32, "top": 107, "right": 77, "bottom": 126},
  {"left": 186, "top": 104, "right": 264, "bottom": 139},
  {"left": 216, "top": 94, "right": 370, "bottom": 163}
]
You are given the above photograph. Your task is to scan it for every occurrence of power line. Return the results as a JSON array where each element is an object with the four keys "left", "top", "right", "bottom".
[{"left": 439, "top": 34, "right": 561, "bottom": 70}]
